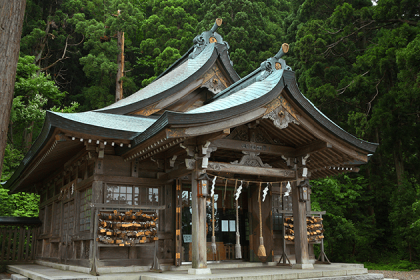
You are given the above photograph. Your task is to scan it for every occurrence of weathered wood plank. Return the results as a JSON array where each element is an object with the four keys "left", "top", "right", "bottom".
[
  {"left": 160, "top": 165, "right": 190, "bottom": 181},
  {"left": 90, "top": 203, "right": 165, "bottom": 210},
  {"left": 0, "top": 228, "right": 5, "bottom": 260},
  {"left": 30, "top": 228, "right": 37, "bottom": 260},
  {"left": 12, "top": 228, "right": 18, "bottom": 261},
  {"left": 207, "top": 161, "right": 295, "bottom": 178},
  {"left": 212, "top": 139, "right": 295, "bottom": 157},
  {"left": 196, "top": 129, "right": 230, "bottom": 146},
  {"left": 294, "top": 140, "right": 332, "bottom": 157},
  {"left": 75, "top": 176, "right": 94, "bottom": 191},
  {"left": 6, "top": 228, "right": 12, "bottom": 261},
  {"left": 17, "top": 227, "right": 24, "bottom": 261},
  {"left": 24, "top": 228, "right": 30, "bottom": 261}
]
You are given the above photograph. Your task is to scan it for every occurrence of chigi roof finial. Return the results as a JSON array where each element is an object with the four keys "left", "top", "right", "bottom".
[
  {"left": 189, "top": 18, "right": 228, "bottom": 59},
  {"left": 274, "top": 43, "right": 289, "bottom": 60},
  {"left": 210, "top": 18, "right": 223, "bottom": 33}
]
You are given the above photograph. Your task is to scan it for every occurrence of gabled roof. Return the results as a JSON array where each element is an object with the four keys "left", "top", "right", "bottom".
[
  {"left": 96, "top": 19, "right": 239, "bottom": 115},
  {"left": 5, "top": 23, "right": 378, "bottom": 192}
]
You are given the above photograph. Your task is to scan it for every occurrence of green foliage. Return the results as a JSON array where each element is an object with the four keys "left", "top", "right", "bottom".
[
  {"left": 196, "top": 0, "right": 290, "bottom": 77},
  {"left": 0, "top": 184, "right": 39, "bottom": 217},
  {"left": 311, "top": 175, "right": 380, "bottom": 262},
  {"left": 291, "top": 0, "right": 420, "bottom": 264},
  {"left": 135, "top": 0, "right": 200, "bottom": 80},
  {"left": 2, "top": 0, "right": 419, "bottom": 266},
  {"left": 364, "top": 260, "right": 420, "bottom": 271}
]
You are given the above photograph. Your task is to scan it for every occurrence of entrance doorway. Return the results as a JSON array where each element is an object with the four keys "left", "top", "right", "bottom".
[{"left": 181, "top": 184, "right": 250, "bottom": 262}]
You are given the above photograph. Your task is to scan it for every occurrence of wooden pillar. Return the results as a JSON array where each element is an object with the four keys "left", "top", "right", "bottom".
[
  {"left": 191, "top": 169, "right": 207, "bottom": 268},
  {"left": 291, "top": 179, "right": 313, "bottom": 269}
]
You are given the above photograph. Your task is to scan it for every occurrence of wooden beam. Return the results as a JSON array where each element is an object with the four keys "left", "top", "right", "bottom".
[
  {"left": 159, "top": 165, "right": 191, "bottom": 181},
  {"left": 206, "top": 161, "right": 295, "bottom": 178},
  {"left": 294, "top": 140, "right": 332, "bottom": 157},
  {"left": 196, "top": 129, "right": 230, "bottom": 145},
  {"left": 93, "top": 175, "right": 166, "bottom": 186},
  {"left": 90, "top": 203, "right": 165, "bottom": 210},
  {"left": 212, "top": 139, "right": 296, "bottom": 157}
]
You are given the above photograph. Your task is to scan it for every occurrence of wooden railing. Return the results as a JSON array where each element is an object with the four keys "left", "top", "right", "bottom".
[{"left": 0, "top": 217, "right": 41, "bottom": 263}]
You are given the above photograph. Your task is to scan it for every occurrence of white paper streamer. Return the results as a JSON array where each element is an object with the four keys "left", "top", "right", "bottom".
[
  {"left": 262, "top": 182, "right": 269, "bottom": 202},
  {"left": 211, "top": 176, "right": 217, "bottom": 197},
  {"left": 284, "top": 181, "right": 291, "bottom": 197},
  {"left": 234, "top": 181, "right": 243, "bottom": 200}
]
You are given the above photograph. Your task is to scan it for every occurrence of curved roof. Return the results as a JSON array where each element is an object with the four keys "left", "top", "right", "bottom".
[
  {"left": 95, "top": 43, "right": 240, "bottom": 115},
  {"left": 4, "top": 111, "right": 157, "bottom": 193},
  {"left": 282, "top": 71, "right": 378, "bottom": 153},
  {"left": 96, "top": 43, "right": 216, "bottom": 114},
  {"left": 5, "top": 43, "right": 378, "bottom": 193},
  {"left": 50, "top": 111, "right": 156, "bottom": 138},
  {"left": 129, "top": 66, "right": 377, "bottom": 154}
]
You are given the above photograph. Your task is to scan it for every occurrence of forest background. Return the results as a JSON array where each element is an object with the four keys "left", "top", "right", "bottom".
[{"left": 1, "top": 0, "right": 419, "bottom": 269}]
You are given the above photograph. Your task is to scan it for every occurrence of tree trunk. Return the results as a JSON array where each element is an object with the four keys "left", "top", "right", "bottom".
[
  {"left": 393, "top": 140, "right": 404, "bottom": 186},
  {"left": 0, "top": 0, "right": 27, "bottom": 179},
  {"left": 115, "top": 31, "right": 124, "bottom": 103},
  {"left": 25, "top": 121, "right": 35, "bottom": 152}
]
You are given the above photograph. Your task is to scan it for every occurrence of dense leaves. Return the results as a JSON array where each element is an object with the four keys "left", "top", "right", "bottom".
[{"left": 1, "top": 0, "right": 419, "bottom": 265}]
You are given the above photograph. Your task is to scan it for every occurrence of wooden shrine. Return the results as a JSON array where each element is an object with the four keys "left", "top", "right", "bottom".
[{"left": 5, "top": 19, "right": 377, "bottom": 274}]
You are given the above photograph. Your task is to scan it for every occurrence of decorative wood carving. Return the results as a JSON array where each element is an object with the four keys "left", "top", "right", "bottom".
[
  {"left": 185, "top": 158, "right": 196, "bottom": 170},
  {"left": 201, "top": 77, "right": 226, "bottom": 94},
  {"left": 263, "top": 106, "right": 299, "bottom": 129},
  {"left": 230, "top": 151, "right": 272, "bottom": 168},
  {"left": 201, "top": 64, "right": 229, "bottom": 94},
  {"left": 228, "top": 125, "right": 249, "bottom": 141},
  {"left": 207, "top": 162, "right": 227, "bottom": 171}
]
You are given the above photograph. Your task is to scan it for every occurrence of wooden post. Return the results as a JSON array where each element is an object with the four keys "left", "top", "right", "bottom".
[
  {"left": 189, "top": 168, "right": 210, "bottom": 274},
  {"left": 90, "top": 207, "right": 99, "bottom": 275},
  {"left": 175, "top": 179, "right": 182, "bottom": 266},
  {"left": 291, "top": 179, "right": 313, "bottom": 269}
]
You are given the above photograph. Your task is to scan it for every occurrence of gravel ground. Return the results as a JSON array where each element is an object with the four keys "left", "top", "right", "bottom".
[{"left": 369, "top": 270, "right": 420, "bottom": 280}]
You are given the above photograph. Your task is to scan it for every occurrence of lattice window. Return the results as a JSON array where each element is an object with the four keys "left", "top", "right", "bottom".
[
  {"left": 79, "top": 188, "right": 92, "bottom": 231},
  {"left": 283, "top": 195, "right": 293, "bottom": 211},
  {"left": 273, "top": 213, "right": 283, "bottom": 231},
  {"left": 105, "top": 184, "right": 133, "bottom": 205},
  {"left": 63, "top": 201, "right": 74, "bottom": 233},
  {"left": 134, "top": 186, "right": 160, "bottom": 206},
  {"left": 148, "top": 187, "right": 159, "bottom": 206}
]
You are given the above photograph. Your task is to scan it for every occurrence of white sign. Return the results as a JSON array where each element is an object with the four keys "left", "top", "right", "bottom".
[{"left": 183, "top": 234, "right": 192, "bottom": 243}]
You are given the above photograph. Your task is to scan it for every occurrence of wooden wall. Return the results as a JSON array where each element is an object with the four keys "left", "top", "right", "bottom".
[{"left": 35, "top": 148, "right": 175, "bottom": 268}]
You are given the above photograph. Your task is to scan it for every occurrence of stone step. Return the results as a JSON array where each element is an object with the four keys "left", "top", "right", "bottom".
[{"left": 10, "top": 275, "right": 27, "bottom": 280}]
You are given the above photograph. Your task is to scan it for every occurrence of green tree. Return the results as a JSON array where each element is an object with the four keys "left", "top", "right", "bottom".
[
  {"left": 290, "top": 0, "right": 420, "bottom": 263},
  {"left": 68, "top": 0, "right": 144, "bottom": 109},
  {"left": 196, "top": 0, "right": 290, "bottom": 77},
  {"left": 135, "top": 0, "right": 201, "bottom": 86}
]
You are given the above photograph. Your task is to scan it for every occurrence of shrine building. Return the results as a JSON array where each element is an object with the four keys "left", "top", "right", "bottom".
[{"left": 5, "top": 19, "right": 378, "bottom": 275}]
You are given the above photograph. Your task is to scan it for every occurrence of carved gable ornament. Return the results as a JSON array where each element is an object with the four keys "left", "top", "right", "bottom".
[
  {"left": 231, "top": 151, "right": 272, "bottom": 168},
  {"left": 263, "top": 106, "right": 299, "bottom": 129}
]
